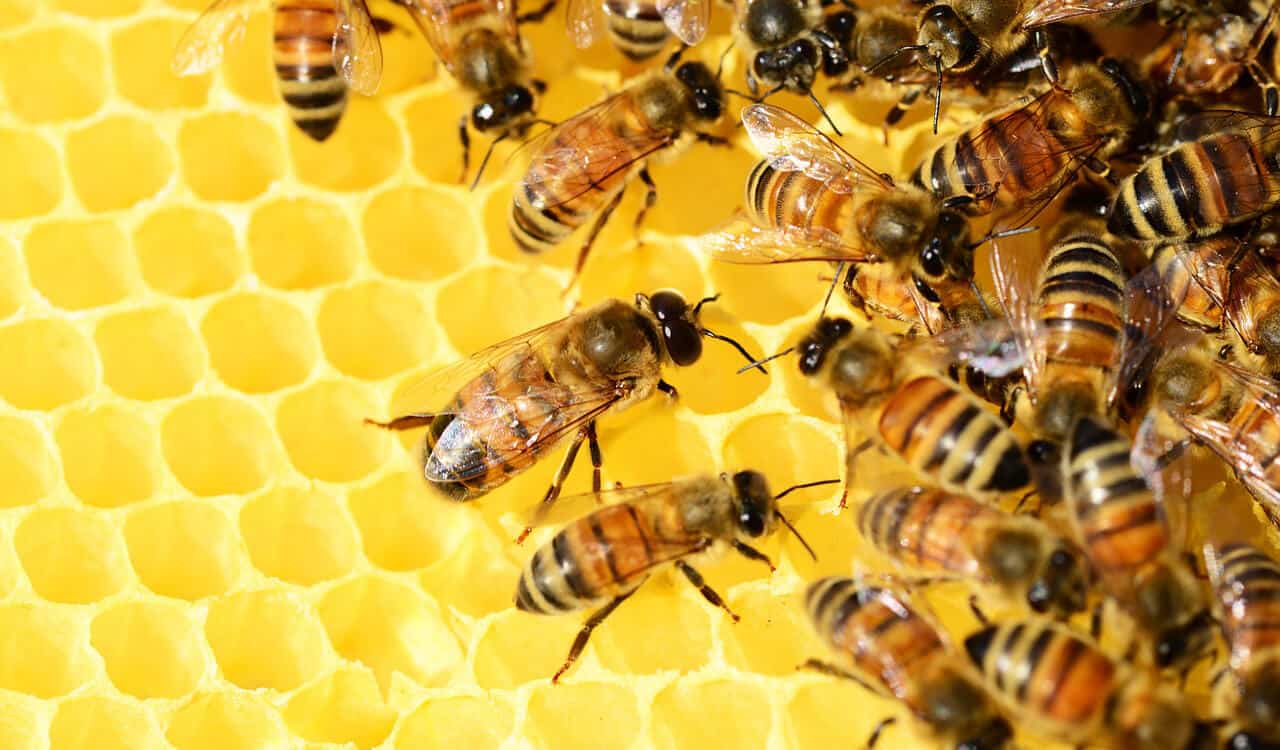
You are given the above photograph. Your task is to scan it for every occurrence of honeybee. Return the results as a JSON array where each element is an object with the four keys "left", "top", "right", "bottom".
[
  {"left": 1064, "top": 415, "right": 1214, "bottom": 668},
  {"left": 913, "top": 59, "right": 1150, "bottom": 226},
  {"left": 704, "top": 104, "right": 985, "bottom": 311},
  {"left": 564, "top": 0, "right": 708, "bottom": 60},
  {"left": 172, "top": 0, "right": 384, "bottom": 141},
  {"left": 846, "top": 264, "right": 992, "bottom": 336},
  {"left": 366, "top": 291, "right": 763, "bottom": 536},
  {"left": 509, "top": 54, "right": 725, "bottom": 277},
  {"left": 964, "top": 618, "right": 1216, "bottom": 750},
  {"left": 856, "top": 486, "right": 1089, "bottom": 616},
  {"left": 1204, "top": 542, "right": 1280, "bottom": 749},
  {"left": 1150, "top": 237, "right": 1236, "bottom": 333},
  {"left": 515, "top": 471, "right": 832, "bottom": 682},
  {"left": 1109, "top": 111, "right": 1280, "bottom": 243},
  {"left": 802, "top": 577, "right": 1014, "bottom": 750}
]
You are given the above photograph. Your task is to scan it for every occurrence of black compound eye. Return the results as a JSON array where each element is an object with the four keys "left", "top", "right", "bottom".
[
  {"left": 1100, "top": 56, "right": 1150, "bottom": 121},
  {"left": 503, "top": 85, "right": 534, "bottom": 112},
  {"left": 471, "top": 101, "right": 498, "bottom": 129},
  {"left": 664, "top": 320, "right": 703, "bottom": 366},
  {"left": 920, "top": 242, "right": 945, "bottom": 279},
  {"left": 732, "top": 470, "right": 770, "bottom": 537}
]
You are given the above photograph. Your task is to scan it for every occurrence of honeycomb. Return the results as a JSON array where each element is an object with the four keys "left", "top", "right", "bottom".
[{"left": 1, "top": 2, "right": 1250, "bottom": 749}]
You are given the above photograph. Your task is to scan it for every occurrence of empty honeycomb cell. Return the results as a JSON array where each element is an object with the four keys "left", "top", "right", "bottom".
[
  {"left": 205, "top": 590, "right": 333, "bottom": 691},
  {"left": 202, "top": 293, "right": 318, "bottom": 393},
  {"left": 525, "top": 683, "right": 642, "bottom": 750},
  {"left": 24, "top": 219, "right": 138, "bottom": 310},
  {"left": 282, "top": 667, "right": 396, "bottom": 749},
  {"left": 0, "top": 128, "right": 62, "bottom": 220},
  {"left": 0, "top": 694, "right": 43, "bottom": 750},
  {"left": 648, "top": 140, "right": 759, "bottom": 237},
  {"left": 348, "top": 472, "right": 470, "bottom": 571},
  {"left": 0, "top": 416, "right": 56, "bottom": 508},
  {"left": 664, "top": 315, "right": 769, "bottom": 415},
  {"left": 316, "top": 575, "right": 464, "bottom": 690},
  {"left": 0, "top": 27, "right": 106, "bottom": 122},
  {"left": 592, "top": 587, "right": 713, "bottom": 676},
  {"left": 168, "top": 692, "right": 291, "bottom": 750},
  {"left": 112, "top": 19, "right": 210, "bottom": 110},
  {"left": 402, "top": 90, "right": 474, "bottom": 184},
  {"left": 66, "top": 116, "right": 174, "bottom": 212},
  {"left": 125, "top": 500, "right": 241, "bottom": 600},
  {"left": 55, "top": 404, "right": 160, "bottom": 508},
  {"left": 179, "top": 113, "right": 284, "bottom": 201},
  {"left": 723, "top": 414, "right": 840, "bottom": 502},
  {"left": 0, "top": 534, "right": 19, "bottom": 598},
  {"left": 277, "top": 381, "right": 389, "bottom": 482},
  {"left": 651, "top": 680, "right": 774, "bottom": 749},
  {"left": 13, "top": 508, "right": 131, "bottom": 603},
  {"left": 787, "top": 680, "right": 896, "bottom": 748},
  {"left": 290, "top": 100, "right": 403, "bottom": 191},
  {"left": 722, "top": 588, "right": 813, "bottom": 675},
  {"left": 371, "top": 23, "right": 438, "bottom": 94},
  {"left": 240, "top": 486, "right": 358, "bottom": 585},
  {"left": 578, "top": 241, "right": 705, "bottom": 305},
  {"left": 53, "top": 0, "right": 142, "bottom": 16},
  {"left": 419, "top": 528, "right": 523, "bottom": 618},
  {"left": 0, "top": 0, "right": 34, "bottom": 28},
  {"left": 248, "top": 197, "right": 357, "bottom": 289},
  {"left": 316, "top": 281, "right": 433, "bottom": 380},
  {"left": 0, "top": 323, "right": 96, "bottom": 415},
  {"left": 436, "top": 264, "right": 563, "bottom": 355},
  {"left": 96, "top": 307, "right": 204, "bottom": 400},
  {"left": 90, "top": 600, "right": 206, "bottom": 698},
  {"left": 474, "top": 610, "right": 583, "bottom": 689},
  {"left": 134, "top": 206, "right": 242, "bottom": 298},
  {"left": 49, "top": 696, "right": 167, "bottom": 750},
  {"left": 395, "top": 696, "right": 515, "bottom": 750},
  {"left": 710, "top": 261, "right": 828, "bottom": 326},
  {"left": 163, "top": 396, "right": 276, "bottom": 496},
  {"left": 0, "top": 604, "right": 95, "bottom": 698},
  {"left": 363, "top": 186, "right": 477, "bottom": 281},
  {"left": 0, "top": 238, "right": 27, "bottom": 320},
  {"left": 598, "top": 409, "right": 714, "bottom": 486}
]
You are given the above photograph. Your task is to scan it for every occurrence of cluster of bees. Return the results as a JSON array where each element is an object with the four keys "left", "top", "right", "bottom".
[{"left": 172, "top": 0, "right": 1280, "bottom": 747}]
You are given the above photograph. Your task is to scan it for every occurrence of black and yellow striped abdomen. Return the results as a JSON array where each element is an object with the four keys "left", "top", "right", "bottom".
[
  {"left": 876, "top": 376, "right": 1031, "bottom": 498},
  {"left": 604, "top": 0, "right": 669, "bottom": 60},
  {"left": 1108, "top": 131, "right": 1280, "bottom": 241},
  {"left": 857, "top": 486, "right": 995, "bottom": 578},
  {"left": 274, "top": 0, "right": 347, "bottom": 142},
  {"left": 745, "top": 159, "right": 852, "bottom": 238},
  {"left": 1212, "top": 542, "right": 1280, "bottom": 670}
]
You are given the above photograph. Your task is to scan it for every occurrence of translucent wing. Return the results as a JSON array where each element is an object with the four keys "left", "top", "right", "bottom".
[
  {"left": 1130, "top": 407, "right": 1193, "bottom": 546},
  {"left": 565, "top": 0, "right": 603, "bottom": 48},
  {"left": 741, "top": 104, "right": 895, "bottom": 196},
  {"left": 907, "top": 318, "right": 1025, "bottom": 377},
  {"left": 986, "top": 234, "right": 1043, "bottom": 390},
  {"left": 700, "top": 216, "right": 878, "bottom": 265},
  {"left": 524, "top": 481, "right": 680, "bottom": 527},
  {"left": 171, "top": 0, "right": 258, "bottom": 76},
  {"left": 657, "top": 0, "right": 710, "bottom": 45},
  {"left": 1110, "top": 261, "right": 1185, "bottom": 410},
  {"left": 1224, "top": 251, "right": 1280, "bottom": 352},
  {"left": 1021, "top": 0, "right": 1154, "bottom": 28},
  {"left": 334, "top": 0, "right": 383, "bottom": 94}
]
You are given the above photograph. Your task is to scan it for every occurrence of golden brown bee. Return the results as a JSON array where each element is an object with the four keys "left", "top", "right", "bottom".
[
  {"left": 1205, "top": 542, "right": 1280, "bottom": 748},
  {"left": 1064, "top": 415, "right": 1213, "bottom": 668},
  {"left": 509, "top": 56, "right": 725, "bottom": 276},
  {"left": 704, "top": 104, "right": 982, "bottom": 309},
  {"left": 1150, "top": 237, "right": 1236, "bottom": 333},
  {"left": 516, "top": 471, "right": 829, "bottom": 682},
  {"left": 1220, "top": 249, "right": 1280, "bottom": 374},
  {"left": 779, "top": 316, "right": 1032, "bottom": 506},
  {"left": 1108, "top": 111, "right": 1280, "bottom": 242},
  {"left": 803, "top": 577, "right": 1014, "bottom": 750},
  {"left": 367, "top": 291, "right": 763, "bottom": 532},
  {"left": 964, "top": 618, "right": 1215, "bottom": 750},
  {"left": 172, "top": 0, "right": 384, "bottom": 141},
  {"left": 913, "top": 59, "right": 1150, "bottom": 226},
  {"left": 847, "top": 264, "right": 992, "bottom": 336},
  {"left": 856, "top": 486, "right": 1089, "bottom": 616},
  {"left": 565, "top": 0, "right": 708, "bottom": 60}
]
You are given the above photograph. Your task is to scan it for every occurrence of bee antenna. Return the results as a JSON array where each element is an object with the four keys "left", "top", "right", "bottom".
[
  {"left": 969, "top": 278, "right": 993, "bottom": 320},
  {"left": 808, "top": 91, "right": 842, "bottom": 137},
  {"left": 703, "top": 327, "right": 768, "bottom": 374},
  {"left": 716, "top": 39, "right": 736, "bottom": 80},
  {"left": 968, "top": 224, "right": 1038, "bottom": 250},
  {"left": 735, "top": 346, "right": 794, "bottom": 374},
  {"left": 821, "top": 261, "right": 845, "bottom": 317},
  {"left": 864, "top": 44, "right": 926, "bottom": 75},
  {"left": 932, "top": 52, "right": 943, "bottom": 135},
  {"left": 774, "top": 477, "right": 842, "bottom": 500},
  {"left": 664, "top": 44, "right": 689, "bottom": 72},
  {"left": 692, "top": 293, "right": 720, "bottom": 317},
  {"left": 470, "top": 130, "right": 512, "bottom": 191},
  {"left": 775, "top": 509, "right": 818, "bottom": 562}
]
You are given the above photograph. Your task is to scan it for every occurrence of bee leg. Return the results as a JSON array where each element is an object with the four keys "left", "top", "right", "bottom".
[
  {"left": 1089, "top": 601, "right": 1104, "bottom": 641},
  {"left": 1032, "top": 29, "right": 1059, "bottom": 90},
  {"left": 632, "top": 166, "right": 657, "bottom": 246},
  {"left": 1247, "top": 58, "right": 1279, "bottom": 117},
  {"left": 693, "top": 132, "right": 731, "bottom": 147},
  {"left": 730, "top": 541, "right": 775, "bottom": 572},
  {"left": 882, "top": 87, "right": 921, "bottom": 140},
  {"left": 586, "top": 421, "right": 603, "bottom": 494},
  {"left": 553, "top": 588, "right": 637, "bottom": 684},
  {"left": 1152, "top": 438, "right": 1192, "bottom": 471},
  {"left": 364, "top": 413, "right": 435, "bottom": 430},
  {"left": 657, "top": 379, "right": 679, "bottom": 400},
  {"left": 865, "top": 717, "right": 898, "bottom": 750},
  {"left": 675, "top": 560, "right": 740, "bottom": 622},
  {"left": 1000, "top": 385, "right": 1023, "bottom": 425},
  {"left": 519, "top": 428, "right": 589, "bottom": 543},
  {"left": 968, "top": 594, "right": 990, "bottom": 626},
  {"left": 570, "top": 187, "right": 626, "bottom": 283},
  {"left": 840, "top": 438, "right": 874, "bottom": 510},
  {"left": 516, "top": 0, "right": 556, "bottom": 24},
  {"left": 458, "top": 116, "right": 471, "bottom": 185},
  {"left": 798, "top": 659, "right": 876, "bottom": 692}
]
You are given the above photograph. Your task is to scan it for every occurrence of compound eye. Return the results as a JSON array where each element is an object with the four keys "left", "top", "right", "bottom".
[
  {"left": 920, "top": 242, "right": 945, "bottom": 279},
  {"left": 649, "top": 290, "right": 687, "bottom": 323},
  {"left": 504, "top": 86, "right": 533, "bottom": 112},
  {"left": 663, "top": 320, "right": 703, "bottom": 366},
  {"left": 471, "top": 102, "right": 497, "bottom": 129}
]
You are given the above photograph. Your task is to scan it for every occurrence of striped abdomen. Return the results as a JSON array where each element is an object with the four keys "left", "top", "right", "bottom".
[
  {"left": 1034, "top": 233, "right": 1126, "bottom": 399},
  {"left": 876, "top": 376, "right": 1031, "bottom": 497},
  {"left": 1212, "top": 543, "right": 1280, "bottom": 670},
  {"left": 515, "top": 502, "right": 669, "bottom": 614},
  {"left": 274, "top": 0, "right": 346, "bottom": 142},
  {"left": 1220, "top": 394, "right": 1280, "bottom": 508},
  {"left": 804, "top": 577, "right": 948, "bottom": 715},
  {"left": 1108, "top": 131, "right": 1280, "bottom": 241},
  {"left": 604, "top": 0, "right": 669, "bottom": 60},
  {"left": 912, "top": 104, "right": 1071, "bottom": 213},
  {"left": 746, "top": 160, "right": 853, "bottom": 239},
  {"left": 1064, "top": 416, "right": 1168, "bottom": 574},
  {"left": 857, "top": 486, "right": 1002, "bottom": 580},
  {"left": 964, "top": 620, "right": 1115, "bottom": 742},
  {"left": 424, "top": 351, "right": 580, "bottom": 500},
  {"left": 1151, "top": 239, "right": 1232, "bottom": 331}
]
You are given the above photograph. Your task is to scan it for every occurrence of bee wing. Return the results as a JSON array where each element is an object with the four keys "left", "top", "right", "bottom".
[
  {"left": 1171, "top": 110, "right": 1280, "bottom": 143},
  {"left": 907, "top": 318, "right": 1025, "bottom": 378},
  {"left": 1224, "top": 250, "right": 1280, "bottom": 349},
  {"left": 170, "top": 0, "right": 258, "bottom": 76},
  {"left": 399, "top": 0, "right": 465, "bottom": 73},
  {"left": 565, "top": 0, "right": 604, "bottom": 48},
  {"left": 334, "top": 0, "right": 384, "bottom": 94},
  {"left": 700, "top": 215, "right": 878, "bottom": 265},
  {"left": 656, "top": 0, "right": 710, "bottom": 45},
  {"left": 741, "top": 104, "right": 895, "bottom": 196},
  {"left": 523, "top": 481, "right": 680, "bottom": 527},
  {"left": 1130, "top": 407, "right": 1193, "bottom": 545},
  {"left": 1109, "top": 261, "right": 1185, "bottom": 411},
  {"left": 986, "top": 234, "right": 1042, "bottom": 389},
  {"left": 1020, "top": 0, "right": 1154, "bottom": 28}
]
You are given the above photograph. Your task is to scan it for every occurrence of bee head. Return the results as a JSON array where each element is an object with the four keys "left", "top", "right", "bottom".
[
  {"left": 752, "top": 38, "right": 820, "bottom": 93},
  {"left": 1026, "top": 547, "right": 1089, "bottom": 617},
  {"left": 646, "top": 290, "right": 704, "bottom": 366},
  {"left": 674, "top": 62, "right": 724, "bottom": 121},
  {"left": 729, "top": 469, "right": 774, "bottom": 537},
  {"left": 921, "top": 208, "right": 974, "bottom": 281},
  {"left": 797, "top": 316, "right": 853, "bottom": 375},
  {"left": 744, "top": 0, "right": 807, "bottom": 47},
  {"left": 917, "top": 4, "right": 980, "bottom": 73},
  {"left": 472, "top": 84, "right": 536, "bottom": 131},
  {"left": 1241, "top": 661, "right": 1280, "bottom": 734}
]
